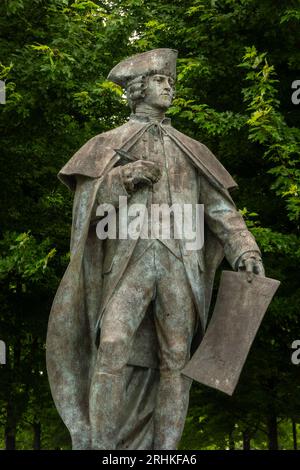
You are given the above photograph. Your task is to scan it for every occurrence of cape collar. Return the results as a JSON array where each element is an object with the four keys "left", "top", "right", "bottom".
[{"left": 129, "top": 113, "right": 172, "bottom": 126}]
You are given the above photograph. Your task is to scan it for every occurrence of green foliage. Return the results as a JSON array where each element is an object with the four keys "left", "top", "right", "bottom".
[
  {"left": 240, "top": 46, "right": 300, "bottom": 221},
  {"left": 0, "top": 232, "right": 56, "bottom": 287}
]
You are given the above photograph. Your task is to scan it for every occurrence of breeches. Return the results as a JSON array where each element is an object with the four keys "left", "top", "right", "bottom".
[{"left": 98, "top": 240, "right": 196, "bottom": 373}]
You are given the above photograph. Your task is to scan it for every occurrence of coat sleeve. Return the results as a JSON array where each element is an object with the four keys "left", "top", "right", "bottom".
[
  {"left": 77, "top": 167, "right": 131, "bottom": 227},
  {"left": 95, "top": 166, "right": 130, "bottom": 208},
  {"left": 200, "top": 175, "right": 261, "bottom": 270}
]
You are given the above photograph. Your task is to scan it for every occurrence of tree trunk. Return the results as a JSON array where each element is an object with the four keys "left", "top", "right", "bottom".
[
  {"left": 242, "top": 430, "right": 251, "bottom": 450},
  {"left": 33, "top": 421, "right": 41, "bottom": 450},
  {"left": 229, "top": 430, "right": 235, "bottom": 450},
  {"left": 5, "top": 402, "right": 16, "bottom": 450},
  {"left": 5, "top": 428, "right": 16, "bottom": 450},
  {"left": 292, "top": 420, "right": 297, "bottom": 450},
  {"left": 267, "top": 415, "right": 278, "bottom": 450}
]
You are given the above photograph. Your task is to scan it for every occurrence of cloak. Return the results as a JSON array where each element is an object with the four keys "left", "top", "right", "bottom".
[{"left": 46, "top": 119, "right": 237, "bottom": 449}]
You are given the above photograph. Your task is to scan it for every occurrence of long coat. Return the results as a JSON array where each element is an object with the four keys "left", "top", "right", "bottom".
[{"left": 46, "top": 118, "right": 260, "bottom": 449}]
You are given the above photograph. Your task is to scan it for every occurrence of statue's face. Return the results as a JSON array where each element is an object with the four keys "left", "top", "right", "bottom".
[{"left": 143, "top": 74, "right": 174, "bottom": 110}]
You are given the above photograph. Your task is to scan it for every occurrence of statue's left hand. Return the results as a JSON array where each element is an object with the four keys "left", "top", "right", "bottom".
[{"left": 237, "top": 251, "right": 265, "bottom": 282}]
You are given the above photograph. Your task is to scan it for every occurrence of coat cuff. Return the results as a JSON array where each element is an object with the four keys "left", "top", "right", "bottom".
[{"left": 224, "top": 229, "right": 261, "bottom": 270}]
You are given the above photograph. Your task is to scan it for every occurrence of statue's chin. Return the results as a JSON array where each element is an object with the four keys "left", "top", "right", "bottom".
[{"left": 153, "top": 101, "right": 172, "bottom": 111}]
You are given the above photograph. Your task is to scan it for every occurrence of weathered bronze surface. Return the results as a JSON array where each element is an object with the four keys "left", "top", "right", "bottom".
[
  {"left": 46, "top": 48, "right": 273, "bottom": 450},
  {"left": 182, "top": 271, "right": 280, "bottom": 395}
]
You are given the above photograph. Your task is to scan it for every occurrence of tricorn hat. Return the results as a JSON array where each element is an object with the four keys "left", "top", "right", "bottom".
[{"left": 107, "top": 48, "right": 178, "bottom": 88}]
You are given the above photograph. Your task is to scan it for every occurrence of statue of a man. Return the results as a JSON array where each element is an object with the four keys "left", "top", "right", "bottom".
[{"left": 46, "top": 49, "right": 264, "bottom": 450}]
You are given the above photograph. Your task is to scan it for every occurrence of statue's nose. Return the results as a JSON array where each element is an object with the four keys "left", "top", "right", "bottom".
[{"left": 164, "top": 80, "right": 171, "bottom": 92}]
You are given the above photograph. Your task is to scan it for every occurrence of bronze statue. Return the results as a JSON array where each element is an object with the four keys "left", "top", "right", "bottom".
[{"left": 46, "top": 49, "right": 266, "bottom": 450}]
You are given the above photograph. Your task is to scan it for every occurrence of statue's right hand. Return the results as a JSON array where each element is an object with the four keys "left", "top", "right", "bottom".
[{"left": 120, "top": 160, "right": 161, "bottom": 192}]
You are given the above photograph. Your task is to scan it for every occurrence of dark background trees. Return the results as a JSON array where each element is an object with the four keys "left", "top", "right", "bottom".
[{"left": 0, "top": 0, "right": 299, "bottom": 449}]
